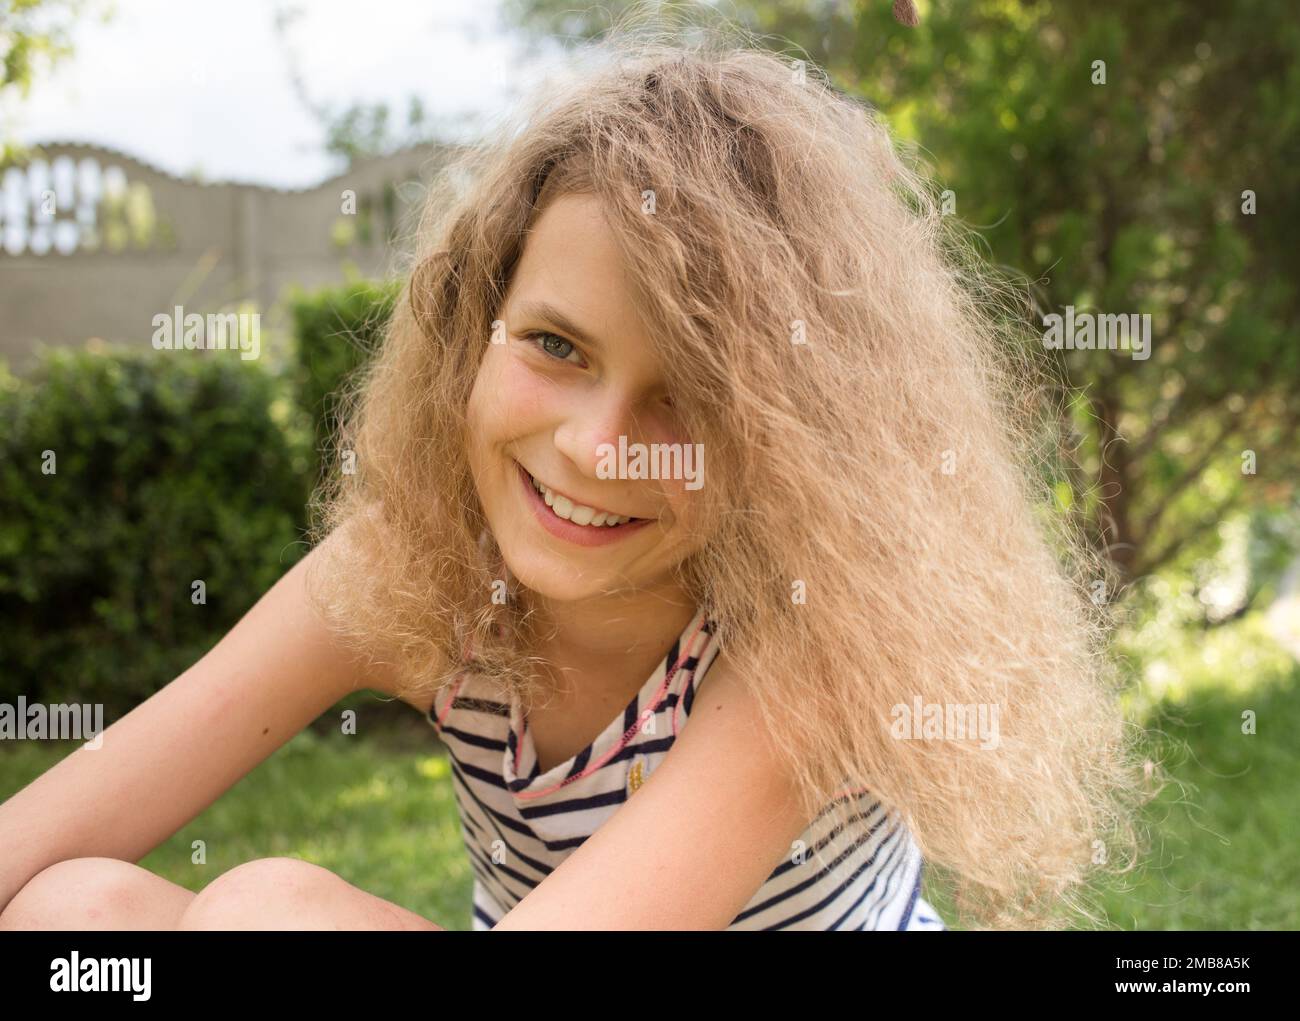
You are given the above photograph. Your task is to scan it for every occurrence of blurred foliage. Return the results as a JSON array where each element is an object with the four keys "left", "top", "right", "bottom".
[
  {"left": 1117, "top": 502, "right": 1300, "bottom": 652},
  {"left": 0, "top": 345, "right": 312, "bottom": 713},
  {"left": 0, "top": 0, "right": 110, "bottom": 163},
  {"left": 270, "top": 3, "right": 444, "bottom": 168},
  {"left": 288, "top": 278, "right": 400, "bottom": 510},
  {"left": 0, "top": 0, "right": 83, "bottom": 96},
  {"left": 320, "top": 96, "right": 436, "bottom": 168},
  {"left": 507, "top": 0, "right": 1300, "bottom": 596}
]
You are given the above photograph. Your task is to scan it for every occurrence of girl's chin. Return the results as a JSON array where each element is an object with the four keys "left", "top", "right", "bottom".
[
  {"left": 504, "top": 569, "right": 619, "bottom": 604},
  {"left": 497, "top": 544, "right": 659, "bottom": 603}
]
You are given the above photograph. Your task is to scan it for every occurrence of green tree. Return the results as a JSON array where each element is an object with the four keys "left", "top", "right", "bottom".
[{"left": 0, "top": 0, "right": 107, "bottom": 162}]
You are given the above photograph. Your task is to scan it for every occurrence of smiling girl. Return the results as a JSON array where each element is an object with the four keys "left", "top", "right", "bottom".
[{"left": 0, "top": 23, "right": 1145, "bottom": 931}]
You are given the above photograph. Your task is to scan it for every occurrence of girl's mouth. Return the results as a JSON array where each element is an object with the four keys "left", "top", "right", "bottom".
[{"left": 515, "top": 460, "right": 654, "bottom": 547}]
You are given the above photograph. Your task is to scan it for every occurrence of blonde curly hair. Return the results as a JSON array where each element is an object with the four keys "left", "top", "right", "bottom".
[{"left": 307, "top": 13, "right": 1152, "bottom": 929}]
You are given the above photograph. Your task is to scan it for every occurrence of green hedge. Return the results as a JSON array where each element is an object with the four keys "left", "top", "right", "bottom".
[
  {"left": 289, "top": 279, "right": 399, "bottom": 498},
  {"left": 0, "top": 346, "right": 312, "bottom": 713}
]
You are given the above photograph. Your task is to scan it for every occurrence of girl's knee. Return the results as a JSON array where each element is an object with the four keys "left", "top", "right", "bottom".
[
  {"left": 178, "top": 857, "right": 345, "bottom": 930},
  {"left": 0, "top": 857, "right": 171, "bottom": 930}
]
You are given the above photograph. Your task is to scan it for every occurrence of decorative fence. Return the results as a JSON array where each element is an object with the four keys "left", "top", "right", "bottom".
[{"left": 0, "top": 141, "right": 454, "bottom": 366}]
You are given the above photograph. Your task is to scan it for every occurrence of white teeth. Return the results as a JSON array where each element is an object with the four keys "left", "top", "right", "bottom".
[{"left": 527, "top": 471, "right": 632, "bottom": 528}]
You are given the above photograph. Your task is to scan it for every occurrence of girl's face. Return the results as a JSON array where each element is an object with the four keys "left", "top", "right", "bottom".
[{"left": 466, "top": 192, "right": 704, "bottom": 603}]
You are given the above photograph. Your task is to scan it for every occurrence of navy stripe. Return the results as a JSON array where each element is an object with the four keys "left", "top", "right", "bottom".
[
  {"left": 852, "top": 831, "right": 912, "bottom": 930},
  {"left": 465, "top": 840, "right": 537, "bottom": 907},
  {"left": 534, "top": 831, "right": 589, "bottom": 852},
  {"left": 566, "top": 744, "right": 592, "bottom": 779},
  {"left": 897, "top": 859, "right": 924, "bottom": 931},
  {"left": 455, "top": 793, "right": 488, "bottom": 840},
  {"left": 680, "top": 660, "right": 705, "bottom": 714},
  {"left": 502, "top": 733, "right": 679, "bottom": 811},
  {"left": 438, "top": 725, "right": 507, "bottom": 754},
  {"left": 826, "top": 825, "right": 908, "bottom": 930},
  {"left": 448, "top": 761, "right": 562, "bottom": 864},
  {"left": 500, "top": 693, "right": 683, "bottom": 788},
  {"left": 449, "top": 759, "right": 603, "bottom": 856},
  {"left": 518, "top": 785, "right": 627, "bottom": 820},
  {"left": 452, "top": 696, "right": 510, "bottom": 717},
  {"left": 510, "top": 735, "right": 679, "bottom": 802},
  {"left": 622, "top": 697, "right": 640, "bottom": 736},
  {"left": 760, "top": 800, "right": 884, "bottom": 886},
  {"left": 664, "top": 637, "right": 681, "bottom": 675},
  {"left": 859, "top": 828, "right": 913, "bottom": 929},
  {"left": 763, "top": 822, "right": 903, "bottom": 930},
  {"left": 449, "top": 698, "right": 683, "bottom": 784},
  {"left": 505, "top": 719, "right": 521, "bottom": 769},
  {"left": 456, "top": 758, "right": 513, "bottom": 792},
  {"left": 456, "top": 809, "right": 552, "bottom": 888},
  {"left": 732, "top": 808, "right": 890, "bottom": 924}
]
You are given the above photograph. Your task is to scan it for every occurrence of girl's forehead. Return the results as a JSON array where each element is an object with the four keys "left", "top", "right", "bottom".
[
  {"left": 516, "top": 192, "right": 625, "bottom": 285},
  {"left": 507, "top": 194, "right": 669, "bottom": 377}
]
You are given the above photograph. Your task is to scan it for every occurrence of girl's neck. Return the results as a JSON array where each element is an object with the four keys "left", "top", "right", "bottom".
[{"left": 521, "top": 581, "right": 698, "bottom": 697}]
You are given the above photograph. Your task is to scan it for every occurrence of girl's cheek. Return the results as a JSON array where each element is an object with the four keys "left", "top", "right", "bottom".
[
  {"left": 495, "top": 353, "right": 563, "bottom": 424},
  {"left": 470, "top": 347, "right": 554, "bottom": 432},
  {"left": 648, "top": 415, "right": 690, "bottom": 449}
]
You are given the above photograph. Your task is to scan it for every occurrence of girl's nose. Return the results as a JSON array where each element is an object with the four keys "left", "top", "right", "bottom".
[{"left": 553, "top": 392, "right": 645, "bottom": 480}]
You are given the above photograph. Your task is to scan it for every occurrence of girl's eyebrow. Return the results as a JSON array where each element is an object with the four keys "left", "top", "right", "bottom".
[{"left": 513, "top": 299, "right": 603, "bottom": 351}]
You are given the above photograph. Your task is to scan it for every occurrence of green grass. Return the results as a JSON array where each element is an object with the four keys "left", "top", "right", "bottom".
[
  {"left": 1093, "top": 671, "right": 1300, "bottom": 929},
  {"left": 920, "top": 613, "right": 1300, "bottom": 930},
  {"left": 1092, "top": 614, "right": 1300, "bottom": 930},
  {"left": 0, "top": 713, "right": 476, "bottom": 930},
  {"left": 2, "top": 613, "right": 1297, "bottom": 930}
]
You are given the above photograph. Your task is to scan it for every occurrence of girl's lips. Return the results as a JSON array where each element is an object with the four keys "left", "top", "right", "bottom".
[{"left": 516, "top": 461, "right": 654, "bottom": 548}]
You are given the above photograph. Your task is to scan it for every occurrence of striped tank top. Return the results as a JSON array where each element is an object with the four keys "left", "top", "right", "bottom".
[{"left": 426, "top": 603, "right": 946, "bottom": 930}]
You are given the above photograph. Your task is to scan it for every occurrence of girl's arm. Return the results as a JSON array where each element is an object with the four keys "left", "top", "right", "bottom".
[{"left": 0, "top": 531, "right": 392, "bottom": 914}]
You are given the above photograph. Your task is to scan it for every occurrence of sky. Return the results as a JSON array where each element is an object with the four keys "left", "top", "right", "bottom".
[{"left": 6, "top": 0, "right": 574, "bottom": 189}]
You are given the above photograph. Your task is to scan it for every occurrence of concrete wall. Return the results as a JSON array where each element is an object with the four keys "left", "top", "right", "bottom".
[{"left": 0, "top": 141, "right": 456, "bottom": 370}]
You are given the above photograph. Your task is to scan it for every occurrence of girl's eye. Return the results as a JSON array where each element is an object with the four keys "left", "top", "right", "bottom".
[{"left": 526, "top": 331, "right": 582, "bottom": 365}]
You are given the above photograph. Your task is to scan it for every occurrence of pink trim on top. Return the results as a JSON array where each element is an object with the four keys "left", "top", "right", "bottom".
[
  {"left": 435, "top": 623, "right": 498, "bottom": 733},
  {"left": 670, "top": 626, "right": 719, "bottom": 737},
  {"left": 512, "top": 612, "right": 711, "bottom": 801},
  {"left": 431, "top": 672, "right": 468, "bottom": 733},
  {"left": 513, "top": 712, "right": 524, "bottom": 775}
]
